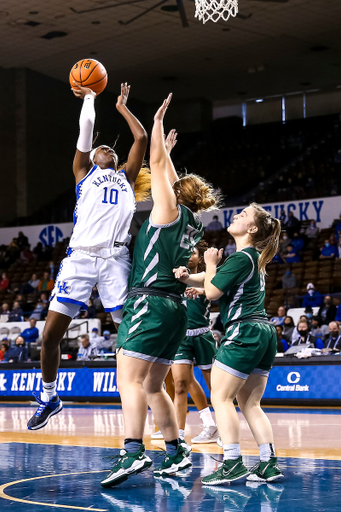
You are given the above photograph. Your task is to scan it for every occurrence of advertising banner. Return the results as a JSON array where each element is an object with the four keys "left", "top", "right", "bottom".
[
  {"left": 0, "top": 364, "right": 340, "bottom": 401},
  {"left": 201, "top": 195, "right": 341, "bottom": 230},
  {"left": 0, "top": 223, "right": 73, "bottom": 248}
]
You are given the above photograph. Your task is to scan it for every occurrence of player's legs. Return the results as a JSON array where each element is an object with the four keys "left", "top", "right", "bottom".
[
  {"left": 144, "top": 363, "right": 179, "bottom": 442},
  {"left": 40, "top": 310, "right": 73, "bottom": 383},
  {"left": 189, "top": 367, "right": 218, "bottom": 443},
  {"left": 116, "top": 349, "right": 152, "bottom": 439},
  {"left": 210, "top": 363, "right": 245, "bottom": 445},
  {"left": 188, "top": 371, "right": 208, "bottom": 411},
  {"left": 236, "top": 373, "right": 273, "bottom": 446},
  {"left": 172, "top": 363, "right": 192, "bottom": 431},
  {"left": 201, "top": 369, "right": 212, "bottom": 392}
]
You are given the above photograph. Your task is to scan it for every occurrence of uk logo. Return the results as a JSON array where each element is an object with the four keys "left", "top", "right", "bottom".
[{"left": 58, "top": 281, "right": 71, "bottom": 295}]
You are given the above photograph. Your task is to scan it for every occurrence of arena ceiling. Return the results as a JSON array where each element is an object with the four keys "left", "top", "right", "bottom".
[{"left": 1, "top": 0, "right": 341, "bottom": 105}]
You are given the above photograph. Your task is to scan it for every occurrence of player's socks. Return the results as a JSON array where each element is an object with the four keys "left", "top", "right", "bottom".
[
  {"left": 165, "top": 438, "right": 179, "bottom": 456},
  {"left": 41, "top": 379, "right": 57, "bottom": 402},
  {"left": 223, "top": 443, "right": 241, "bottom": 460},
  {"left": 179, "top": 429, "right": 185, "bottom": 440},
  {"left": 259, "top": 443, "right": 276, "bottom": 461},
  {"left": 124, "top": 438, "right": 143, "bottom": 453},
  {"left": 199, "top": 407, "right": 216, "bottom": 428}
]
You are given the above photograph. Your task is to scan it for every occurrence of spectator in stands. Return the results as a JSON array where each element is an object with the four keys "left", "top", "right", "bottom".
[
  {"left": 8, "top": 301, "right": 23, "bottom": 322},
  {"left": 279, "top": 209, "right": 287, "bottom": 226},
  {"left": 318, "top": 295, "right": 337, "bottom": 326},
  {"left": 0, "top": 272, "right": 9, "bottom": 291},
  {"left": 282, "top": 267, "right": 297, "bottom": 289},
  {"left": 337, "top": 238, "right": 341, "bottom": 259},
  {"left": 205, "top": 215, "right": 223, "bottom": 232},
  {"left": 270, "top": 306, "right": 286, "bottom": 326},
  {"left": 7, "top": 238, "right": 20, "bottom": 263},
  {"left": 17, "top": 231, "right": 29, "bottom": 250},
  {"left": 1, "top": 303, "right": 9, "bottom": 316},
  {"left": 323, "top": 321, "right": 341, "bottom": 352},
  {"left": 302, "top": 283, "right": 323, "bottom": 308},
  {"left": 283, "top": 316, "right": 295, "bottom": 344},
  {"left": 212, "top": 330, "right": 222, "bottom": 347},
  {"left": 304, "top": 220, "right": 319, "bottom": 239},
  {"left": 77, "top": 334, "right": 98, "bottom": 360},
  {"left": 29, "top": 300, "right": 45, "bottom": 321},
  {"left": 275, "top": 325, "right": 289, "bottom": 353},
  {"left": 5, "top": 336, "right": 28, "bottom": 363},
  {"left": 286, "top": 211, "right": 300, "bottom": 237},
  {"left": 291, "top": 232, "right": 304, "bottom": 252},
  {"left": 91, "top": 287, "right": 102, "bottom": 312},
  {"left": 21, "top": 318, "right": 39, "bottom": 344},
  {"left": 285, "top": 244, "right": 300, "bottom": 263},
  {"left": 329, "top": 233, "right": 338, "bottom": 248},
  {"left": 0, "top": 341, "right": 9, "bottom": 361},
  {"left": 272, "top": 248, "right": 284, "bottom": 264},
  {"left": 20, "top": 245, "right": 34, "bottom": 264},
  {"left": 49, "top": 261, "right": 58, "bottom": 280},
  {"left": 310, "top": 316, "right": 329, "bottom": 340},
  {"left": 33, "top": 242, "right": 43, "bottom": 261},
  {"left": 38, "top": 271, "right": 54, "bottom": 292},
  {"left": 76, "top": 299, "right": 96, "bottom": 319},
  {"left": 291, "top": 319, "right": 324, "bottom": 349},
  {"left": 224, "top": 239, "right": 236, "bottom": 257},
  {"left": 279, "top": 233, "right": 291, "bottom": 256},
  {"left": 19, "top": 273, "right": 40, "bottom": 295},
  {"left": 335, "top": 303, "right": 341, "bottom": 322},
  {"left": 319, "top": 240, "right": 337, "bottom": 260}
]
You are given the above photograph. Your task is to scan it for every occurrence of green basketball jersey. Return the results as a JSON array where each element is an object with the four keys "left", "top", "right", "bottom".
[
  {"left": 211, "top": 247, "right": 266, "bottom": 329},
  {"left": 129, "top": 205, "right": 203, "bottom": 295},
  {"left": 186, "top": 294, "right": 211, "bottom": 329}
]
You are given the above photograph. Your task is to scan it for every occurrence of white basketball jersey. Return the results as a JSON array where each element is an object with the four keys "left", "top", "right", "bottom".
[{"left": 69, "top": 165, "right": 136, "bottom": 253}]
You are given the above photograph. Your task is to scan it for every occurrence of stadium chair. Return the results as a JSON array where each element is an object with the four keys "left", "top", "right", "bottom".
[
  {"left": 316, "top": 279, "right": 331, "bottom": 294},
  {"left": 0, "top": 327, "right": 9, "bottom": 337},
  {"left": 10, "top": 326, "right": 21, "bottom": 337}
]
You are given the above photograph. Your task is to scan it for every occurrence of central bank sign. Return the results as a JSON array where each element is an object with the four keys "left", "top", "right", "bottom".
[{"left": 201, "top": 195, "right": 341, "bottom": 230}]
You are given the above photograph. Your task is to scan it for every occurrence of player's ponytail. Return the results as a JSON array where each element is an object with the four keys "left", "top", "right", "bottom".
[
  {"left": 121, "top": 163, "right": 151, "bottom": 202},
  {"left": 173, "top": 174, "right": 222, "bottom": 213},
  {"left": 249, "top": 203, "right": 281, "bottom": 274}
]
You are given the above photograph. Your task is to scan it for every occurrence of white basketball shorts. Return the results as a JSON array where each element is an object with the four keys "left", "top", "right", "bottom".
[{"left": 49, "top": 248, "right": 131, "bottom": 318}]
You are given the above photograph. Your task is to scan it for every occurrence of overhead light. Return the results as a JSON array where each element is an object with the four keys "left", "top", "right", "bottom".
[{"left": 255, "top": 99, "right": 263, "bottom": 103}]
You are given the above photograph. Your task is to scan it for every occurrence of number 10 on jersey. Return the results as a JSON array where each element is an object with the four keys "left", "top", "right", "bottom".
[{"left": 102, "top": 187, "right": 118, "bottom": 205}]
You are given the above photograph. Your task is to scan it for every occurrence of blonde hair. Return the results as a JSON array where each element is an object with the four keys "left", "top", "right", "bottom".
[
  {"left": 249, "top": 202, "right": 281, "bottom": 274},
  {"left": 121, "top": 163, "right": 151, "bottom": 203},
  {"left": 173, "top": 174, "right": 222, "bottom": 213}
]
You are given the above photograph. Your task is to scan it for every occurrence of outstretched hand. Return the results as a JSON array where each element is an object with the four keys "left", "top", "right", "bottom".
[
  {"left": 154, "top": 93, "right": 172, "bottom": 122},
  {"left": 185, "top": 287, "right": 204, "bottom": 299},
  {"left": 71, "top": 83, "right": 96, "bottom": 99},
  {"left": 116, "top": 82, "right": 131, "bottom": 109},
  {"left": 204, "top": 247, "right": 223, "bottom": 266},
  {"left": 165, "top": 129, "right": 178, "bottom": 154}
]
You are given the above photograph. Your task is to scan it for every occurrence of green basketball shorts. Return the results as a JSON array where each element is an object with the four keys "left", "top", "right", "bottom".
[
  {"left": 174, "top": 328, "right": 216, "bottom": 369},
  {"left": 214, "top": 321, "right": 277, "bottom": 379},
  {"left": 117, "top": 294, "right": 187, "bottom": 365}
]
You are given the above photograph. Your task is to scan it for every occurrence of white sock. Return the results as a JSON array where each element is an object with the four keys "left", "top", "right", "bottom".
[
  {"left": 41, "top": 380, "right": 57, "bottom": 402},
  {"left": 223, "top": 443, "right": 241, "bottom": 460},
  {"left": 259, "top": 443, "right": 276, "bottom": 462},
  {"left": 179, "top": 429, "right": 185, "bottom": 440},
  {"left": 199, "top": 407, "right": 215, "bottom": 428}
]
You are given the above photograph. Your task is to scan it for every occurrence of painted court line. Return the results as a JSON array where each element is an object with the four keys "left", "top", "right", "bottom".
[{"left": 0, "top": 471, "right": 109, "bottom": 511}]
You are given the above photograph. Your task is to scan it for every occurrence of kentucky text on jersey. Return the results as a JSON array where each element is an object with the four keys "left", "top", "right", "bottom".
[{"left": 92, "top": 174, "right": 128, "bottom": 193}]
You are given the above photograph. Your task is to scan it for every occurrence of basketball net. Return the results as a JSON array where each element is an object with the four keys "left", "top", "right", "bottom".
[{"left": 195, "top": 0, "right": 238, "bottom": 24}]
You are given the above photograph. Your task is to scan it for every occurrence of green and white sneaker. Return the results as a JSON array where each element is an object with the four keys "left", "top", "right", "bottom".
[
  {"left": 179, "top": 439, "right": 192, "bottom": 454},
  {"left": 100, "top": 444, "right": 152, "bottom": 488},
  {"left": 154, "top": 444, "right": 192, "bottom": 477},
  {"left": 247, "top": 457, "right": 284, "bottom": 482},
  {"left": 202, "top": 456, "right": 249, "bottom": 486}
]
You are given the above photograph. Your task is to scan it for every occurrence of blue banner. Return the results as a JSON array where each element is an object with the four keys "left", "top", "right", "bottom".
[{"left": 0, "top": 365, "right": 340, "bottom": 400}]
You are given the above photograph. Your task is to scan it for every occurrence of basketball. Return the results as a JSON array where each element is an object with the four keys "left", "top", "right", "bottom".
[{"left": 69, "top": 59, "right": 108, "bottom": 95}]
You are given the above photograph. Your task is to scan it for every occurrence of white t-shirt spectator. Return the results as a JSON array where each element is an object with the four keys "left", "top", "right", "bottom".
[
  {"left": 224, "top": 241, "right": 236, "bottom": 257},
  {"left": 77, "top": 343, "right": 98, "bottom": 360}
]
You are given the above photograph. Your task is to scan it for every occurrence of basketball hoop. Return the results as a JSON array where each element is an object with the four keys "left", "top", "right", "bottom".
[{"left": 195, "top": 0, "right": 238, "bottom": 24}]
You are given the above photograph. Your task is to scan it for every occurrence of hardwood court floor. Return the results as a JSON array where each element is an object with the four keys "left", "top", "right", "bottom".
[{"left": 1, "top": 403, "right": 341, "bottom": 511}]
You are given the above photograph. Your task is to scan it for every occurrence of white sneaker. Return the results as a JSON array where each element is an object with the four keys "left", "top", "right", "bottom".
[
  {"left": 217, "top": 436, "right": 223, "bottom": 448},
  {"left": 191, "top": 426, "right": 219, "bottom": 444},
  {"left": 151, "top": 430, "right": 164, "bottom": 439}
]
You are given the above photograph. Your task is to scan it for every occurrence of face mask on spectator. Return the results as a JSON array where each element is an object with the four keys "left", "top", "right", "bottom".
[
  {"left": 306, "top": 313, "right": 312, "bottom": 319},
  {"left": 298, "top": 329, "right": 308, "bottom": 337},
  {"left": 286, "top": 271, "right": 290, "bottom": 275},
  {"left": 283, "top": 235, "right": 288, "bottom": 240},
  {"left": 325, "top": 242, "right": 330, "bottom": 247},
  {"left": 308, "top": 290, "right": 314, "bottom": 296},
  {"left": 310, "top": 223, "right": 314, "bottom": 227},
  {"left": 330, "top": 331, "right": 339, "bottom": 338}
]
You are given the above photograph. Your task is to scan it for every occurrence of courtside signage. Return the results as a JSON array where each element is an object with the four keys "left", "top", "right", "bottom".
[{"left": 0, "top": 365, "right": 340, "bottom": 400}]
